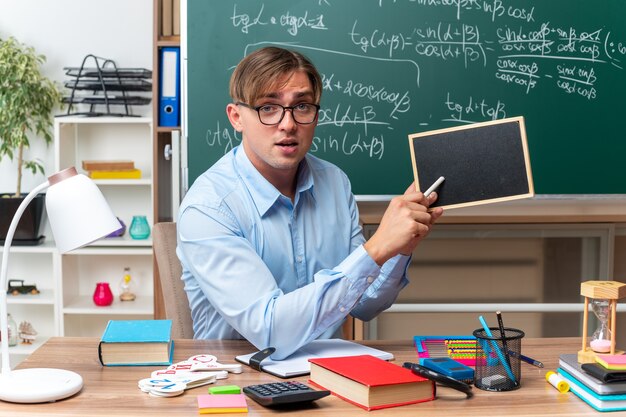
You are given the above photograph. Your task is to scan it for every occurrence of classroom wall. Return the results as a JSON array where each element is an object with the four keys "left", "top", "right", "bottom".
[{"left": 0, "top": 0, "right": 152, "bottom": 194}]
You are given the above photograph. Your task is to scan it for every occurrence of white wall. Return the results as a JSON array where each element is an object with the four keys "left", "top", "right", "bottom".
[{"left": 0, "top": 0, "right": 152, "bottom": 194}]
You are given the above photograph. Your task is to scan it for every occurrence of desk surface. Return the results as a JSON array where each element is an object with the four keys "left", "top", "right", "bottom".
[{"left": 8, "top": 337, "right": 623, "bottom": 416}]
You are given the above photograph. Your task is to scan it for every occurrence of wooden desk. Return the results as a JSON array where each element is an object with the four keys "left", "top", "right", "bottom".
[{"left": 7, "top": 337, "right": 623, "bottom": 416}]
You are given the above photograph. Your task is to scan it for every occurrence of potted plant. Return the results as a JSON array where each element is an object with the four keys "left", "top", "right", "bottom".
[{"left": 0, "top": 36, "right": 62, "bottom": 244}]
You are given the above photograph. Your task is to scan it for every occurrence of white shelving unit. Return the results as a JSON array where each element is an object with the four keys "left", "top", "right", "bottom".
[
  {"left": 1, "top": 117, "right": 156, "bottom": 365},
  {"left": 1, "top": 242, "right": 58, "bottom": 368},
  {"left": 54, "top": 116, "right": 155, "bottom": 337}
]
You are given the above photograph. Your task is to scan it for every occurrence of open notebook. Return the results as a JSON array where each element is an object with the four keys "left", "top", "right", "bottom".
[{"left": 235, "top": 339, "right": 394, "bottom": 378}]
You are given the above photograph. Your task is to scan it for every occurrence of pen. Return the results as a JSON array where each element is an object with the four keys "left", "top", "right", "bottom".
[
  {"left": 496, "top": 311, "right": 513, "bottom": 369},
  {"left": 424, "top": 176, "right": 445, "bottom": 197},
  {"left": 508, "top": 350, "right": 544, "bottom": 368},
  {"left": 478, "top": 315, "right": 516, "bottom": 383}
]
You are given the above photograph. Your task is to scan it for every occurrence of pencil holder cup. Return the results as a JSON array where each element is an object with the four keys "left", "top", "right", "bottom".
[{"left": 473, "top": 327, "right": 525, "bottom": 391}]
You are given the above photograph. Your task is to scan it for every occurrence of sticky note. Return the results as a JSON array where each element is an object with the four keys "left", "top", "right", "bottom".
[
  {"left": 197, "top": 393, "right": 248, "bottom": 414},
  {"left": 208, "top": 385, "right": 241, "bottom": 394}
]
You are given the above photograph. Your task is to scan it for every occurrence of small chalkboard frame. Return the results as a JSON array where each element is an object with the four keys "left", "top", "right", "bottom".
[{"left": 408, "top": 116, "right": 534, "bottom": 211}]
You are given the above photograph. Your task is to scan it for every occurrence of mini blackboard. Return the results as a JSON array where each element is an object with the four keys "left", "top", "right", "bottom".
[{"left": 408, "top": 117, "right": 534, "bottom": 210}]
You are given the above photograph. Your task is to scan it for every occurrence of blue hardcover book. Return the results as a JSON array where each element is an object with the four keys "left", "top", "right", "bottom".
[
  {"left": 559, "top": 368, "right": 626, "bottom": 412},
  {"left": 98, "top": 319, "right": 174, "bottom": 366}
]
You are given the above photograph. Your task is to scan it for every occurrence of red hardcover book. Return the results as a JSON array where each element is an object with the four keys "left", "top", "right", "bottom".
[{"left": 309, "top": 355, "right": 434, "bottom": 411}]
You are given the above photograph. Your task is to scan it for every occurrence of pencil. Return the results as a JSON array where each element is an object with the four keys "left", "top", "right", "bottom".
[{"left": 496, "top": 311, "right": 513, "bottom": 370}]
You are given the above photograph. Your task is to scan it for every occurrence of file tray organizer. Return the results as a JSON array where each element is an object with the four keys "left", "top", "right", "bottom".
[
  {"left": 413, "top": 335, "right": 477, "bottom": 366},
  {"left": 60, "top": 54, "right": 152, "bottom": 117},
  {"left": 473, "top": 327, "right": 524, "bottom": 391}
]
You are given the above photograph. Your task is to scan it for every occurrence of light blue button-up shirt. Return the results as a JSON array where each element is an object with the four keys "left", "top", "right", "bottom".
[{"left": 177, "top": 146, "right": 410, "bottom": 359}]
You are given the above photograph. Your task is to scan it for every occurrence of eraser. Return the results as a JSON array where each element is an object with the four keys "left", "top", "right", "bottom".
[
  {"left": 482, "top": 374, "right": 506, "bottom": 387},
  {"left": 208, "top": 385, "right": 241, "bottom": 394}
]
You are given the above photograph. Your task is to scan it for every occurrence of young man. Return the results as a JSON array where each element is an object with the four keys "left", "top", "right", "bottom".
[{"left": 177, "top": 47, "right": 443, "bottom": 359}]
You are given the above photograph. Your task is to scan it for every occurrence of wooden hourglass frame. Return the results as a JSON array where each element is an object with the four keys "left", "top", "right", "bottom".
[{"left": 579, "top": 280, "right": 626, "bottom": 364}]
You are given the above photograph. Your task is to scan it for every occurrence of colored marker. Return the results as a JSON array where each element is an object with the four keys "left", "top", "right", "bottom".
[{"left": 424, "top": 176, "right": 445, "bottom": 197}]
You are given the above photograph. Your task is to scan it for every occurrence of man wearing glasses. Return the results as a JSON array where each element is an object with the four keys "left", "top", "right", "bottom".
[{"left": 177, "top": 47, "right": 443, "bottom": 359}]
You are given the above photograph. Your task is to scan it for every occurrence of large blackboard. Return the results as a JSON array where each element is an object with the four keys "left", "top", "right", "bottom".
[{"left": 186, "top": 0, "right": 626, "bottom": 196}]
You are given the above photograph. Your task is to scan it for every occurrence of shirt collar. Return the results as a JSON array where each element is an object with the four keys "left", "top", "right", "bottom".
[{"left": 234, "top": 146, "right": 316, "bottom": 217}]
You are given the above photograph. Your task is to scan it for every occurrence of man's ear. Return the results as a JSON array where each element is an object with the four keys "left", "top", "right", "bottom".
[{"left": 226, "top": 103, "right": 243, "bottom": 132}]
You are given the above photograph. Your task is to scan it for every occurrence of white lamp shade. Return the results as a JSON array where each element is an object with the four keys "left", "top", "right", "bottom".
[{"left": 46, "top": 173, "right": 121, "bottom": 253}]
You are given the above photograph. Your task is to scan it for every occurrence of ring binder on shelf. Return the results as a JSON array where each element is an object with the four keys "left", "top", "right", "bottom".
[{"left": 159, "top": 47, "right": 180, "bottom": 127}]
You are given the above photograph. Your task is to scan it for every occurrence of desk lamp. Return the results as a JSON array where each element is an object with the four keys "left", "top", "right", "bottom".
[
  {"left": 579, "top": 280, "right": 626, "bottom": 364},
  {"left": 0, "top": 167, "right": 121, "bottom": 403}
]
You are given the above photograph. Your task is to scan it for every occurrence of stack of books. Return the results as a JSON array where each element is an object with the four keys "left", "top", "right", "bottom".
[
  {"left": 558, "top": 353, "right": 626, "bottom": 411},
  {"left": 82, "top": 160, "right": 141, "bottom": 179}
]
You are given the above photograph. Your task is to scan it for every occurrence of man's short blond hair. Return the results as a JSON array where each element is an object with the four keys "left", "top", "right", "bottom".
[{"left": 229, "top": 47, "right": 322, "bottom": 106}]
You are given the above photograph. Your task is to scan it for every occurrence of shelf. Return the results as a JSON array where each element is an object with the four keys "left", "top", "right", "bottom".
[
  {"left": 93, "top": 179, "right": 152, "bottom": 186},
  {"left": 157, "top": 37, "right": 180, "bottom": 46},
  {"left": 156, "top": 125, "right": 180, "bottom": 133},
  {"left": 63, "top": 295, "right": 153, "bottom": 315},
  {"left": 89, "top": 236, "right": 153, "bottom": 248},
  {"left": 7, "top": 289, "right": 55, "bottom": 306},
  {"left": 56, "top": 116, "right": 153, "bottom": 125},
  {"left": 7, "top": 337, "right": 49, "bottom": 356},
  {"left": 0, "top": 241, "right": 56, "bottom": 253}
]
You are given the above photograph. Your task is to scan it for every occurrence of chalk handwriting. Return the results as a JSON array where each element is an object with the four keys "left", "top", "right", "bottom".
[
  {"left": 443, "top": 92, "right": 507, "bottom": 124},
  {"left": 205, "top": 121, "right": 241, "bottom": 155},
  {"left": 321, "top": 72, "right": 411, "bottom": 120},
  {"left": 311, "top": 132, "right": 385, "bottom": 160},
  {"left": 231, "top": 4, "right": 326, "bottom": 36},
  {"left": 201, "top": 0, "right": 626, "bottom": 165}
]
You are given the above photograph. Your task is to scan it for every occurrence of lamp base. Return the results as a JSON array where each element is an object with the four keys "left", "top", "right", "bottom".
[{"left": 0, "top": 368, "right": 83, "bottom": 403}]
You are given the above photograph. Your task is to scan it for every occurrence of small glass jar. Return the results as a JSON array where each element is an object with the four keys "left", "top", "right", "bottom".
[
  {"left": 129, "top": 215, "right": 150, "bottom": 239},
  {"left": 119, "top": 267, "right": 136, "bottom": 301},
  {"left": 93, "top": 282, "right": 114, "bottom": 306}
]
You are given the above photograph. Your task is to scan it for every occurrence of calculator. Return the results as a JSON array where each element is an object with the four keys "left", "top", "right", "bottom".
[{"left": 243, "top": 381, "right": 330, "bottom": 406}]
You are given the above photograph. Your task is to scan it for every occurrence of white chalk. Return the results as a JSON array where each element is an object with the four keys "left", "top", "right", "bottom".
[{"left": 424, "top": 176, "right": 445, "bottom": 197}]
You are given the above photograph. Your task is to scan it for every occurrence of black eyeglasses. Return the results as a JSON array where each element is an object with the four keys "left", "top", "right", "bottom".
[{"left": 236, "top": 102, "right": 320, "bottom": 125}]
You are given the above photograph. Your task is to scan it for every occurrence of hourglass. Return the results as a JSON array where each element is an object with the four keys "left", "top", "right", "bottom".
[
  {"left": 590, "top": 299, "right": 611, "bottom": 353},
  {"left": 579, "top": 280, "right": 626, "bottom": 364}
]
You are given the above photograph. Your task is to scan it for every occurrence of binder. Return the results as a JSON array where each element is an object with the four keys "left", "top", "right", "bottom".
[{"left": 159, "top": 47, "right": 180, "bottom": 127}]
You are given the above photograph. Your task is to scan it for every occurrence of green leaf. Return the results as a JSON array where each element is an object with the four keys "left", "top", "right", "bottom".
[{"left": 0, "top": 36, "right": 60, "bottom": 193}]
